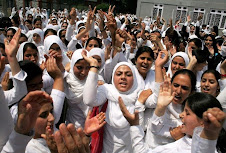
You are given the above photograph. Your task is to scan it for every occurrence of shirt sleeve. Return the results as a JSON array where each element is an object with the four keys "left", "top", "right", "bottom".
[
  {"left": 1, "top": 130, "right": 32, "bottom": 153},
  {"left": 83, "top": 71, "right": 107, "bottom": 107},
  {"left": 130, "top": 125, "right": 152, "bottom": 153},
  {"left": 51, "top": 89, "right": 66, "bottom": 124},
  {"left": 191, "top": 127, "right": 218, "bottom": 153},
  {"left": 66, "top": 23, "right": 75, "bottom": 41},
  {"left": 4, "top": 70, "right": 28, "bottom": 106}
]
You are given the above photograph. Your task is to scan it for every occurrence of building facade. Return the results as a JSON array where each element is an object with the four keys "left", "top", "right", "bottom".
[{"left": 136, "top": 0, "right": 226, "bottom": 30}]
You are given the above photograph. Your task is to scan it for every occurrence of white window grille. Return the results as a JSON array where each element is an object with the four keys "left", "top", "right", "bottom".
[
  {"left": 190, "top": 8, "right": 205, "bottom": 25},
  {"left": 152, "top": 4, "right": 164, "bottom": 20},
  {"left": 175, "top": 6, "right": 188, "bottom": 23},
  {"left": 207, "top": 10, "right": 226, "bottom": 29}
]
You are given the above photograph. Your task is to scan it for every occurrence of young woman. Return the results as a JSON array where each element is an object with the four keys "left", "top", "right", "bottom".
[
  {"left": 31, "top": 28, "right": 44, "bottom": 47},
  {"left": 201, "top": 69, "right": 221, "bottom": 97},
  {"left": 64, "top": 49, "right": 90, "bottom": 128},
  {"left": 166, "top": 52, "right": 189, "bottom": 78},
  {"left": 119, "top": 90, "right": 225, "bottom": 153},
  {"left": 83, "top": 61, "right": 141, "bottom": 152},
  {"left": 16, "top": 42, "right": 40, "bottom": 65},
  {"left": 145, "top": 69, "right": 196, "bottom": 149}
]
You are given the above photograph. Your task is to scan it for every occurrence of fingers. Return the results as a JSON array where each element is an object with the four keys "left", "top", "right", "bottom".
[
  {"left": 76, "top": 128, "right": 90, "bottom": 153},
  {"left": 13, "top": 28, "right": 21, "bottom": 43},
  {"left": 59, "top": 123, "right": 79, "bottom": 153},
  {"left": 54, "top": 131, "right": 68, "bottom": 153},
  {"left": 67, "top": 124, "right": 86, "bottom": 153}
]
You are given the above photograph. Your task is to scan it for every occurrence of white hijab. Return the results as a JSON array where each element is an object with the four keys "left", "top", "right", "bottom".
[
  {"left": 16, "top": 42, "right": 40, "bottom": 64},
  {"left": 44, "top": 35, "right": 70, "bottom": 66},
  {"left": 65, "top": 49, "right": 87, "bottom": 102},
  {"left": 100, "top": 62, "right": 140, "bottom": 128},
  {"left": 167, "top": 52, "right": 189, "bottom": 78},
  {"left": 31, "top": 28, "right": 44, "bottom": 47}
]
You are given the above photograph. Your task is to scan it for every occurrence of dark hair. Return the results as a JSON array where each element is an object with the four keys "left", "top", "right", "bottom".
[
  {"left": 184, "top": 92, "right": 222, "bottom": 118},
  {"left": 192, "top": 48, "right": 209, "bottom": 63},
  {"left": 44, "top": 29, "right": 57, "bottom": 38},
  {"left": 135, "top": 46, "right": 154, "bottom": 61},
  {"left": 0, "top": 43, "right": 5, "bottom": 50},
  {"left": 25, "top": 20, "right": 32, "bottom": 25},
  {"left": 188, "top": 38, "right": 203, "bottom": 49},
  {"left": 7, "top": 28, "right": 16, "bottom": 34},
  {"left": 19, "top": 60, "right": 43, "bottom": 83},
  {"left": 20, "top": 33, "right": 28, "bottom": 40},
  {"left": 183, "top": 92, "right": 225, "bottom": 153},
  {"left": 204, "top": 34, "right": 218, "bottom": 54},
  {"left": 212, "top": 26, "right": 219, "bottom": 36},
  {"left": 23, "top": 43, "right": 38, "bottom": 55},
  {"left": 166, "top": 28, "right": 180, "bottom": 51},
  {"left": 216, "top": 38, "right": 224, "bottom": 46},
  {"left": 85, "top": 37, "right": 102, "bottom": 48},
  {"left": 33, "top": 18, "right": 42, "bottom": 25},
  {"left": 12, "top": 14, "right": 20, "bottom": 26},
  {"left": 171, "top": 69, "right": 196, "bottom": 92}
]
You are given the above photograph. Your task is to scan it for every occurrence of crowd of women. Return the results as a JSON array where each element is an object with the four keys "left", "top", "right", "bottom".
[{"left": 0, "top": 5, "right": 226, "bottom": 153}]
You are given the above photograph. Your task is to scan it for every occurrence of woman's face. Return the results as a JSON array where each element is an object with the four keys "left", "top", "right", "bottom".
[
  {"left": 205, "top": 36, "right": 213, "bottom": 47},
  {"left": 201, "top": 72, "right": 219, "bottom": 97},
  {"left": 135, "top": 52, "right": 153, "bottom": 79},
  {"left": 79, "top": 29, "right": 89, "bottom": 46},
  {"left": 190, "top": 26, "right": 195, "bottom": 34},
  {"left": 33, "top": 33, "right": 41, "bottom": 44},
  {"left": 34, "top": 20, "right": 42, "bottom": 29},
  {"left": 86, "top": 39, "right": 99, "bottom": 51},
  {"left": 60, "top": 30, "right": 66, "bottom": 42},
  {"left": 188, "top": 41, "right": 198, "bottom": 51},
  {"left": 6, "top": 30, "right": 14, "bottom": 42},
  {"left": 171, "top": 56, "right": 185, "bottom": 75},
  {"left": 24, "top": 47, "right": 39, "bottom": 64},
  {"left": 179, "top": 102, "right": 202, "bottom": 136},
  {"left": 73, "top": 59, "right": 90, "bottom": 80},
  {"left": 113, "top": 65, "right": 133, "bottom": 92},
  {"left": 44, "top": 31, "right": 54, "bottom": 39},
  {"left": 26, "top": 75, "right": 43, "bottom": 92},
  {"left": 34, "top": 103, "right": 54, "bottom": 138},
  {"left": 92, "top": 55, "right": 102, "bottom": 67},
  {"left": 171, "top": 74, "right": 192, "bottom": 104},
  {"left": 50, "top": 43, "right": 62, "bottom": 54}
]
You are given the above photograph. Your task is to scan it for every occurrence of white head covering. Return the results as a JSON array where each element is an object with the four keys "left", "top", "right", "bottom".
[
  {"left": 31, "top": 28, "right": 44, "bottom": 46},
  {"left": 65, "top": 49, "right": 87, "bottom": 102},
  {"left": 99, "top": 62, "right": 140, "bottom": 128},
  {"left": 16, "top": 42, "right": 40, "bottom": 64},
  {"left": 166, "top": 52, "right": 189, "bottom": 78},
  {"left": 88, "top": 48, "right": 105, "bottom": 70},
  {"left": 44, "top": 35, "right": 70, "bottom": 66}
]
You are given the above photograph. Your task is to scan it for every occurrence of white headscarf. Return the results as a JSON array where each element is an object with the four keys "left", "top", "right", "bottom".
[
  {"left": 44, "top": 35, "right": 70, "bottom": 66},
  {"left": 16, "top": 42, "right": 40, "bottom": 65},
  {"left": 100, "top": 62, "right": 140, "bottom": 128},
  {"left": 65, "top": 49, "right": 87, "bottom": 102},
  {"left": 88, "top": 48, "right": 105, "bottom": 69},
  {"left": 31, "top": 28, "right": 44, "bottom": 46},
  {"left": 166, "top": 52, "right": 189, "bottom": 78}
]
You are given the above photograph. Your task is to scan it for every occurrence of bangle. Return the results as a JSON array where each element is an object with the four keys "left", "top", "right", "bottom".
[
  {"left": 221, "top": 74, "right": 226, "bottom": 78},
  {"left": 90, "top": 65, "right": 100, "bottom": 70}
]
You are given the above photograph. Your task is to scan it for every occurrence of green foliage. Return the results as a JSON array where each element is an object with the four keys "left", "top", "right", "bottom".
[
  {"left": 96, "top": 3, "right": 109, "bottom": 12},
  {"left": 73, "top": 4, "right": 89, "bottom": 11}
]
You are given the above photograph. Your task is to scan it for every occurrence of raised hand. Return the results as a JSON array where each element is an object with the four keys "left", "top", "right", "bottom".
[
  {"left": 138, "top": 89, "right": 153, "bottom": 104},
  {"left": 155, "top": 79, "right": 176, "bottom": 117},
  {"left": 54, "top": 123, "right": 90, "bottom": 153},
  {"left": 1, "top": 72, "right": 9, "bottom": 91},
  {"left": 81, "top": 49, "right": 98, "bottom": 66},
  {"left": 46, "top": 56, "right": 62, "bottom": 80},
  {"left": 155, "top": 50, "right": 169, "bottom": 68},
  {"left": 118, "top": 97, "right": 139, "bottom": 126},
  {"left": 201, "top": 108, "right": 226, "bottom": 140},
  {"left": 41, "top": 126, "right": 57, "bottom": 153},
  {"left": 15, "top": 91, "right": 53, "bottom": 135},
  {"left": 84, "top": 110, "right": 106, "bottom": 136},
  {"left": 69, "top": 7, "right": 77, "bottom": 25}
]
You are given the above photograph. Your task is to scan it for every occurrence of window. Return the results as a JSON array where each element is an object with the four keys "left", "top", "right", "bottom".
[
  {"left": 175, "top": 6, "right": 188, "bottom": 23},
  {"left": 207, "top": 10, "right": 226, "bottom": 29},
  {"left": 190, "top": 8, "right": 205, "bottom": 25},
  {"left": 152, "top": 4, "right": 164, "bottom": 20}
]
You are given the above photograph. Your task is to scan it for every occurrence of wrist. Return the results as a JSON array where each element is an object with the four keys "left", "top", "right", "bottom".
[{"left": 90, "top": 65, "right": 100, "bottom": 70}]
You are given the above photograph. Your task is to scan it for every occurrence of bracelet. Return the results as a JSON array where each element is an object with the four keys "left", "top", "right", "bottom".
[
  {"left": 90, "top": 65, "right": 100, "bottom": 70},
  {"left": 221, "top": 74, "right": 226, "bottom": 78}
]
